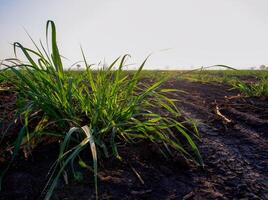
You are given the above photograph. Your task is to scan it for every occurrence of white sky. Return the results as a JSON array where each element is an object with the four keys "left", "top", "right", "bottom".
[{"left": 1, "top": 0, "right": 268, "bottom": 69}]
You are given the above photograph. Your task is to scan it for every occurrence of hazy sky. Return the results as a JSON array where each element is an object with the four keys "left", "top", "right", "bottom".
[{"left": 1, "top": 0, "right": 268, "bottom": 69}]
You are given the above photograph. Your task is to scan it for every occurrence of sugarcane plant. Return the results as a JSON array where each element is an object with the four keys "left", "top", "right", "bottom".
[{"left": 0, "top": 20, "right": 203, "bottom": 200}]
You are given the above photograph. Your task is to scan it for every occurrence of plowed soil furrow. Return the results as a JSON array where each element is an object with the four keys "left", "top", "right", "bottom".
[{"left": 170, "top": 79, "right": 268, "bottom": 199}]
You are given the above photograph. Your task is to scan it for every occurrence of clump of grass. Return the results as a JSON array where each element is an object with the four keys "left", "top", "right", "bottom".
[
  {"left": 0, "top": 21, "right": 202, "bottom": 199},
  {"left": 233, "top": 77, "right": 268, "bottom": 97}
]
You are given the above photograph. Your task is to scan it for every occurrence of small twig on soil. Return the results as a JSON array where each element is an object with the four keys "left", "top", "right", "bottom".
[
  {"left": 130, "top": 189, "right": 152, "bottom": 195},
  {"left": 224, "top": 94, "right": 245, "bottom": 100},
  {"left": 183, "top": 191, "right": 195, "bottom": 200},
  {"left": 129, "top": 163, "right": 145, "bottom": 185},
  {"left": 0, "top": 86, "right": 11, "bottom": 92},
  {"left": 215, "top": 105, "right": 232, "bottom": 124}
]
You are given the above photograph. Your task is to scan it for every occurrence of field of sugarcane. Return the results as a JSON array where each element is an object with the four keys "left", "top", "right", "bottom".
[{"left": 0, "top": 21, "right": 267, "bottom": 200}]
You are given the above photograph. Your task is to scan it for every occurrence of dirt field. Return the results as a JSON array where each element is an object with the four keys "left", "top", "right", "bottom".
[{"left": 0, "top": 79, "right": 267, "bottom": 200}]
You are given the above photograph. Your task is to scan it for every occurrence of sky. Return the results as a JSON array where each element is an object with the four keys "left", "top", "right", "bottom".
[{"left": 0, "top": 0, "right": 268, "bottom": 69}]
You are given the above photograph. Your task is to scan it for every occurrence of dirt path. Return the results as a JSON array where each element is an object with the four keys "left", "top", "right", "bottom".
[{"left": 0, "top": 80, "right": 268, "bottom": 200}]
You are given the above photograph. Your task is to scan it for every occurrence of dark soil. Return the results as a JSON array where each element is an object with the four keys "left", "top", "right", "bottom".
[{"left": 0, "top": 79, "right": 268, "bottom": 200}]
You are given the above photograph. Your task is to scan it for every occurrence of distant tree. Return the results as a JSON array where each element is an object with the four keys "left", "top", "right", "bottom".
[
  {"left": 76, "top": 64, "right": 81, "bottom": 70},
  {"left": 260, "top": 65, "right": 266, "bottom": 70}
]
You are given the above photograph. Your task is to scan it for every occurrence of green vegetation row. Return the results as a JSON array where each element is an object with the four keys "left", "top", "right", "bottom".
[
  {"left": 138, "top": 69, "right": 268, "bottom": 97},
  {"left": 0, "top": 21, "right": 202, "bottom": 199},
  {"left": 2, "top": 64, "right": 267, "bottom": 98},
  {"left": 179, "top": 69, "right": 268, "bottom": 97}
]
